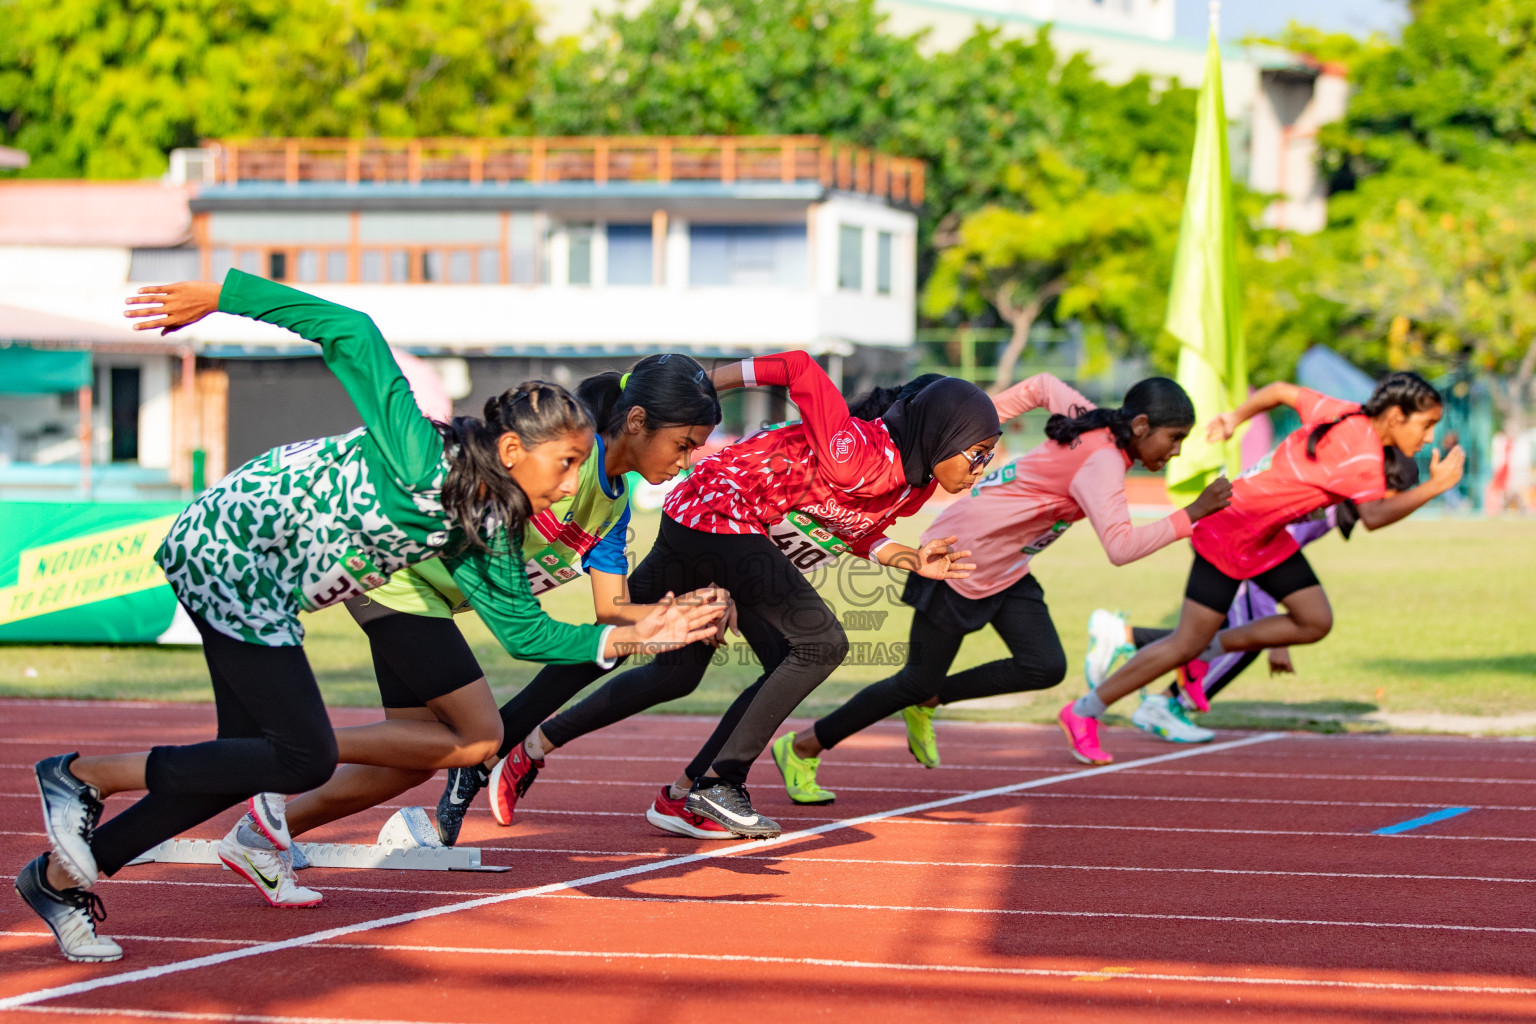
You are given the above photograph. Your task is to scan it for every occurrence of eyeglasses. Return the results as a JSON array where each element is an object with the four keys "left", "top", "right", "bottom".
[{"left": 966, "top": 448, "right": 996, "bottom": 473}]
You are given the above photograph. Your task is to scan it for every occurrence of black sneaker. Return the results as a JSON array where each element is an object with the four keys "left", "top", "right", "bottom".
[
  {"left": 14, "top": 854, "right": 122, "bottom": 962},
  {"left": 435, "top": 763, "right": 490, "bottom": 847},
  {"left": 35, "top": 753, "right": 103, "bottom": 889},
  {"left": 685, "top": 778, "right": 782, "bottom": 839}
]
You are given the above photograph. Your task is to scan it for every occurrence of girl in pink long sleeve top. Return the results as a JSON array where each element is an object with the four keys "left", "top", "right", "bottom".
[{"left": 772, "top": 375, "right": 1232, "bottom": 801}]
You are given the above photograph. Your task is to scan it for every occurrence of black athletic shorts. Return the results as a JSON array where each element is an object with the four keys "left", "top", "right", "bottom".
[
  {"left": 1184, "top": 549, "right": 1321, "bottom": 614},
  {"left": 345, "top": 597, "right": 484, "bottom": 708}
]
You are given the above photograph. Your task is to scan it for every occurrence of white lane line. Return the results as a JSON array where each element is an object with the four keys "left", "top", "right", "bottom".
[
  {"left": 477, "top": 849, "right": 1536, "bottom": 884},
  {"left": 5, "top": 1005, "right": 462, "bottom": 1024},
  {"left": 10, "top": 788, "right": 1536, "bottom": 813},
  {"left": 0, "top": 731, "right": 1283, "bottom": 1009},
  {"left": 870, "top": 819, "right": 1536, "bottom": 842},
  {"left": 9, "top": 945, "right": 1533, "bottom": 1001},
  {"left": 533, "top": 891, "right": 1536, "bottom": 936},
  {"left": 1139, "top": 769, "right": 1536, "bottom": 786},
  {"left": 1017, "top": 792, "right": 1536, "bottom": 811},
  {"left": 61, "top": 856, "right": 1536, "bottom": 891}
]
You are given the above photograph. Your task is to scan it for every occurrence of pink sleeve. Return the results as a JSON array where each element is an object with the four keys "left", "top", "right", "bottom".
[
  {"left": 745, "top": 351, "right": 871, "bottom": 488},
  {"left": 991, "top": 373, "right": 1093, "bottom": 424},
  {"left": 1295, "top": 387, "right": 1360, "bottom": 428},
  {"left": 1068, "top": 447, "right": 1192, "bottom": 567}
]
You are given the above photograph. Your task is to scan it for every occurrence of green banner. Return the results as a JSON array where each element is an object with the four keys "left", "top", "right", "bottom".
[
  {"left": 0, "top": 347, "right": 92, "bottom": 395},
  {"left": 0, "top": 501, "right": 194, "bottom": 644}
]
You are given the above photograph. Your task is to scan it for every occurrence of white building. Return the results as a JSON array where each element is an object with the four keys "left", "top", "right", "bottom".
[
  {"left": 547, "top": 0, "right": 1348, "bottom": 233},
  {"left": 0, "top": 136, "right": 922, "bottom": 487}
]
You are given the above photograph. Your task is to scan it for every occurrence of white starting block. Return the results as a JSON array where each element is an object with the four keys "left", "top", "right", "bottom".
[{"left": 127, "top": 807, "right": 508, "bottom": 873}]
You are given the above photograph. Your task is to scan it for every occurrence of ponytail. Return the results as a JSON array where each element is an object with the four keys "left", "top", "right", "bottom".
[
  {"left": 438, "top": 381, "right": 593, "bottom": 555},
  {"left": 1046, "top": 377, "right": 1195, "bottom": 450},
  {"left": 847, "top": 373, "right": 945, "bottom": 420},
  {"left": 577, "top": 353, "right": 721, "bottom": 436},
  {"left": 1305, "top": 371, "right": 1441, "bottom": 460}
]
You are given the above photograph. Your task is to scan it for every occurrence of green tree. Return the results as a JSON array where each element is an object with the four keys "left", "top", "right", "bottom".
[
  {"left": 1263, "top": 0, "right": 1536, "bottom": 430},
  {"left": 0, "top": 0, "right": 542, "bottom": 177},
  {"left": 920, "top": 156, "right": 1184, "bottom": 390},
  {"left": 243, "top": 0, "right": 540, "bottom": 138},
  {"left": 0, "top": 0, "right": 282, "bottom": 177}
]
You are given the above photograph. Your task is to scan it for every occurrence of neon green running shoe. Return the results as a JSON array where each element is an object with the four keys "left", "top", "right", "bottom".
[
  {"left": 902, "top": 705, "right": 941, "bottom": 768},
  {"left": 771, "top": 732, "right": 836, "bottom": 805}
]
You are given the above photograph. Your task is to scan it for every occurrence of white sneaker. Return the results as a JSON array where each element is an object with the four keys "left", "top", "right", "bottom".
[
  {"left": 377, "top": 806, "right": 444, "bottom": 849},
  {"left": 1131, "top": 693, "right": 1215, "bottom": 744},
  {"left": 1085, "top": 610, "right": 1134, "bottom": 690},
  {"left": 218, "top": 821, "right": 322, "bottom": 907},
  {"left": 246, "top": 792, "right": 291, "bottom": 851}
]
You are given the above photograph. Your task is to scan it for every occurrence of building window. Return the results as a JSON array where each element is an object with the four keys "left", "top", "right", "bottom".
[
  {"left": 361, "top": 251, "right": 384, "bottom": 283},
  {"left": 326, "top": 250, "right": 349, "bottom": 283},
  {"left": 211, "top": 247, "right": 234, "bottom": 281},
  {"left": 510, "top": 212, "right": 538, "bottom": 284},
  {"left": 607, "top": 224, "right": 653, "bottom": 285},
  {"left": 109, "top": 367, "right": 140, "bottom": 462},
  {"left": 267, "top": 251, "right": 288, "bottom": 281},
  {"left": 568, "top": 226, "right": 593, "bottom": 285},
  {"left": 390, "top": 250, "right": 410, "bottom": 283},
  {"left": 128, "top": 248, "right": 199, "bottom": 282},
  {"left": 689, "top": 225, "right": 808, "bottom": 287},
  {"left": 421, "top": 251, "right": 443, "bottom": 283},
  {"left": 296, "top": 249, "right": 320, "bottom": 283},
  {"left": 479, "top": 248, "right": 501, "bottom": 284},
  {"left": 838, "top": 224, "right": 863, "bottom": 291},
  {"left": 876, "top": 231, "right": 893, "bottom": 296},
  {"left": 449, "top": 250, "right": 473, "bottom": 284}
]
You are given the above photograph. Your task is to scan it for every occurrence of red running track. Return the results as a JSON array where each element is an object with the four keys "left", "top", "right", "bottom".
[{"left": 3, "top": 698, "right": 1536, "bottom": 1023}]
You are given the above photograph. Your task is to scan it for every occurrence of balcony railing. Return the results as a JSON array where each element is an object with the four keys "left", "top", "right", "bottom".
[{"left": 204, "top": 136, "right": 924, "bottom": 205}]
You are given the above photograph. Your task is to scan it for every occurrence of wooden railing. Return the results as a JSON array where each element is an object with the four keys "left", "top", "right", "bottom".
[{"left": 204, "top": 136, "right": 925, "bottom": 204}]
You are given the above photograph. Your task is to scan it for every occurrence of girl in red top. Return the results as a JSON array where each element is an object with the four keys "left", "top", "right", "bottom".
[
  {"left": 1060, "top": 371, "right": 1465, "bottom": 764},
  {"left": 501, "top": 352, "right": 1003, "bottom": 839}
]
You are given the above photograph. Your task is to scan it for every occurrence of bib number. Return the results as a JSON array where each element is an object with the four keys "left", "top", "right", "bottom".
[
  {"left": 971, "top": 462, "right": 1017, "bottom": 497},
  {"left": 1021, "top": 520, "right": 1071, "bottom": 556},
  {"left": 524, "top": 546, "right": 581, "bottom": 596},
  {"left": 770, "top": 511, "right": 849, "bottom": 575},
  {"left": 301, "top": 548, "right": 390, "bottom": 610}
]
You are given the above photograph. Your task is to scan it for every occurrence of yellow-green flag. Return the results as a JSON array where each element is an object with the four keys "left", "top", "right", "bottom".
[{"left": 1164, "top": 31, "right": 1247, "bottom": 503}]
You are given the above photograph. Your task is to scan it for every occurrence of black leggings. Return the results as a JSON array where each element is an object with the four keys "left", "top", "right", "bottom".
[
  {"left": 812, "top": 574, "right": 1067, "bottom": 750},
  {"left": 90, "top": 607, "right": 338, "bottom": 876},
  {"left": 509, "top": 515, "right": 843, "bottom": 785}
]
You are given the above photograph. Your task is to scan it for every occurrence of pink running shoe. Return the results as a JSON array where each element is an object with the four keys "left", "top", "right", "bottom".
[
  {"left": 1058, "top": 703, "right": 1113, "bottom": 765},
  {"left": 1178, "top": 659, "right": 1211, "bottom": 713}
]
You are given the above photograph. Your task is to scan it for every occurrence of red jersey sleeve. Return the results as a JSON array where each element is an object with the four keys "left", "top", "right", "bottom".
[
  {"left": 1294, "top": 387, "right": 1361, "bottom": 428},
  {"left": 744, "top": 351, "right": 895, "bottom": 489}
]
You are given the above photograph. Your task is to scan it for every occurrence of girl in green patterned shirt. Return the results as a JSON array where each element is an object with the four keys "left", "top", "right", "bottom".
[{"left": 16, "top": 273, "right": 723, "bottom": 961}]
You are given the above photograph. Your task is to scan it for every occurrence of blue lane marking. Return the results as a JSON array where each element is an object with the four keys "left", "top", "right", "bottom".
[{"left": 1373, "top": 806, "right": 1473, "bottom": 836}]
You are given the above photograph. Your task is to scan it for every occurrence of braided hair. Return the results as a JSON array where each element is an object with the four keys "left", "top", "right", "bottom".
[
  {"left": 1045, "top": 377, "right": 1195, "bottom": 450},
  {"left": 437, "top": 381, "right": 593, "bottom": 555},
  {"left": 1305, "top": 372, "right": 1442, "bottom": 460}
]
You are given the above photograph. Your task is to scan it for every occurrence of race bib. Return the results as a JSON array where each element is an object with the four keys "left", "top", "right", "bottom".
[
  {"left": 301, "top": 547, "right": 390, "bottom": 611},
  {"left": 971, "top": 462, "right": 1017, "bottom": 497},
  {"left": 523, "top": 545, "right": 582, "bottom": 596},
  {"left": 1021, "top": 520, "right": 1071, "bottom": 556},
  {"left": 769, "top": 511, "right": 849, "bottom": 575}
]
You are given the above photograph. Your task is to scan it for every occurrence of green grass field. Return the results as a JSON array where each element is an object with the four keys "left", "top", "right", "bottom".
[{"left": 4, "top": 512, "right": 1534, "bottom": 734}]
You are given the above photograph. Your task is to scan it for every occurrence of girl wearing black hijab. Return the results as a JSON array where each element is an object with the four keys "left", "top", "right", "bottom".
[{"left": 475, "top": 353, "right": 1001, "bottom": 840}]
